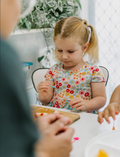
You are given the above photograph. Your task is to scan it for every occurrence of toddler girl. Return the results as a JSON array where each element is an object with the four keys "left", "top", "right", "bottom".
[{"left": 37, "top": 16, "right": 107, "bottom": 113}]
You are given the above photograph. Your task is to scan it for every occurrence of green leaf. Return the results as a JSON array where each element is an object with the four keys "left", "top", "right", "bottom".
[
  {"left": 54, "top": 2, "right": 58, "bottom": 10},
  {"left": 75, "top": 0, "right": 82, "bottom": 9},
  {"left": 50, "top": 21, "right": 56, "bottom": 27},
  {"left": 58, "top": 0, "right": 63, "bottom": 12},
  {"left": 67, "top": 1, "right": 74, "bottom": 6},
  {"left": 47, "top": 1, "right": 56, "bottom": 7},
  {"left": 47, "top": 8, "right": 54, "bottom": 14},
  {"left": 25, "top": 21, "right": 32, "bottom": 30},
  {"left": 37, "top": 55, "right": 44, "bottom": 62},
  {"left": 54, "top": 11, "right": 59, "bottom": 17}
]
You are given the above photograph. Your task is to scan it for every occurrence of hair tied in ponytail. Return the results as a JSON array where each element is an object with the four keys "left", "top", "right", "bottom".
[{"left": 82, "top": 19, "right": 88, "bottom": 25}]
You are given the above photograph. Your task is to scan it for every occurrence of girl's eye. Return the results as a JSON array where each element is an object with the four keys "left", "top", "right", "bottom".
[
  {"left": 58, "top": 50, "right": 63, "bottom": 52},
  {"left": 68, "top": 51, "right": 74, "bottom": 53}
]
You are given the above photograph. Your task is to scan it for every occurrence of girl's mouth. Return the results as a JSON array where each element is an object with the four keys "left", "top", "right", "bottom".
[{"left": 63, "top": 61, "right": 69, "bottom": 63}]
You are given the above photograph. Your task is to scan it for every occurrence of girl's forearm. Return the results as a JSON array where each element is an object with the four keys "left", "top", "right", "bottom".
[{"left": 86, "top": 96, "right": 106, "bottom": 111}]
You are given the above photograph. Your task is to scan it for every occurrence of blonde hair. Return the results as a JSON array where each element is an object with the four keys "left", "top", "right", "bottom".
[{"left": 53, "top": 16, "right": 99, "bottom": 63}]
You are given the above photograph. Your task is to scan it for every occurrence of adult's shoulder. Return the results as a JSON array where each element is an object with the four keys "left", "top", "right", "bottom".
[
  {"left": 1, "top": 38, "right": 22, "bottom": 77},
  {"left": 1, "top": 38, "right": 19, "bottom": 60}
]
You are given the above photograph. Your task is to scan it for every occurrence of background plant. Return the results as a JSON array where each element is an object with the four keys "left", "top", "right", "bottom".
[{"left": 17, "top": 0, "right": 82, "bottom": 67}]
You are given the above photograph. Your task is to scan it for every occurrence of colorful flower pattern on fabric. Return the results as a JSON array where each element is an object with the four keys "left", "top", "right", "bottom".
[{"left": 44, "top": 62, "right": 106, "bottom": 113}]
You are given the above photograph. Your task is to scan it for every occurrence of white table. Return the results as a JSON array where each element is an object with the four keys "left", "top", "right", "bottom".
[
  {"left": 70, "top": 112, "right": 100, "bottom": 157},
  {"left": 32, "top": 105, "right": 120, "bottom": 157}
]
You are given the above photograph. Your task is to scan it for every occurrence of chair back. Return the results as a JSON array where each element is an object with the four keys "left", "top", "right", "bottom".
[
  {"left": 31, "top": 68, "right": 48, "bottom": 92},
  {"left": 99, "top": 66, "right": 109, "bottom": 86}
]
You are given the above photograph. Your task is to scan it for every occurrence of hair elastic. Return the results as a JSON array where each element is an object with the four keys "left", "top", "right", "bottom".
[{"left": 81, "top": 19, "right": 91, "bottom": 43}]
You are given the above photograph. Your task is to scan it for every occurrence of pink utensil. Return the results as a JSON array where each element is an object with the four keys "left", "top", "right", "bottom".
[{"left": 72, "top": 137, "right": 79, "bottom": 143}]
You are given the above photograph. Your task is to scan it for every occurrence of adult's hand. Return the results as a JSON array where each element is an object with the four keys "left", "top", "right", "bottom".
[{"left": 34, "top": 114, "right": 74, "bottom": 157}]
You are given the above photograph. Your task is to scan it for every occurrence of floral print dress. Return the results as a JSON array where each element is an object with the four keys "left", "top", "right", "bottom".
[{"left": 44, "top": 62, "right": 105, "bottom": 113}]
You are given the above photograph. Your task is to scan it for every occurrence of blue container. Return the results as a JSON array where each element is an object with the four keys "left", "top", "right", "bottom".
[
  {"left": 22, "top": 62, "right": 33, "bottom": 78},
  {"left": 22, "top": 62, "right": 33, "bottom": 67}
]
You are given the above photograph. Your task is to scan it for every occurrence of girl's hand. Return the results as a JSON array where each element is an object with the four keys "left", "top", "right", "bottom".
[
  {"left": 37, "top": 81, "right": 49, "bottom": 97},
  {"left": 69, "top": 98, "right": 87, "bottom": 111},
  {"left": 98, "top": 102, "right": 120, "bottom": 124}
]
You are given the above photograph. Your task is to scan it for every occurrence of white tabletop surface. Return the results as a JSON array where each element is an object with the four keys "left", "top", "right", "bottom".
[
  {"left": 32, "top": 105, "right": 120, "bottom": 157},
  {"left": 70, "top": 112, "right": 120, "bottom": 157},
  {"left": 70, "top": 112, "right": 100, "bottom": 157}
]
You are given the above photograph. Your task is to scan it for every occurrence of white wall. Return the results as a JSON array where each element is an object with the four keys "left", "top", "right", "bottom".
[
  {"left": 8, "top": 29, "right": 54, "bottom": 89},
  {"left": 79, "top": 0, "right": 89, "bottom": 20}
]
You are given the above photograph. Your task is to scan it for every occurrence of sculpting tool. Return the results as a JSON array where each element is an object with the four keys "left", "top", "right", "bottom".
[
  {"left": 49, "top": 85, "right": 56, "bottom": 88},
  {"left": 112, "top": 119, "right": 115, "bottom": 130},
  {"left": 72, "top": 137, "right": 79, "bottom": 143}
]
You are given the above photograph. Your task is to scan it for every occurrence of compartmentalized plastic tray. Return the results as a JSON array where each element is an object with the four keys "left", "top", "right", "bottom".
[{"left": 85, "top": 130, "right": 120, "bottom": 157}]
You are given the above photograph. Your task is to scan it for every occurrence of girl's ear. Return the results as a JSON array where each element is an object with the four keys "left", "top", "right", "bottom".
[{"left": 82, "top": 42, "right": 89, "bottom": 53}]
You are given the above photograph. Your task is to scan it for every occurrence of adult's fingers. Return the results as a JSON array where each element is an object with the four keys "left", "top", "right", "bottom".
[
  {"left": 60, "top": 127, "right": 74, "bottom": 139},
  {"left": 36, "top": 113, "right": 62, "bottom": 130},
  {"left": 58, "top": 127, "right": 74, "bottom": 151},
  {"left": 49, "top": 117, "right": 72, "bottom": 135},
  {"left": 43, "top": 113, "right": 65, "bottom": 125}
]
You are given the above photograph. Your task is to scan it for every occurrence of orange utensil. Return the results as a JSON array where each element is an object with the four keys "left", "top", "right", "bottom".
[{"left": 112, "top": 120, "right": 115, "bottom": 130}]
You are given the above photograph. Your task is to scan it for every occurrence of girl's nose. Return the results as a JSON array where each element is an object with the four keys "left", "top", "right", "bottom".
[{"left": 62, "top": 53, "right": 68, "bottom": 59}]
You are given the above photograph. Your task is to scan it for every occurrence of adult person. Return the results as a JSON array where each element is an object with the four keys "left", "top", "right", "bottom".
[{"left": 0, "top": 0, "right": 74, "bottom": 157}]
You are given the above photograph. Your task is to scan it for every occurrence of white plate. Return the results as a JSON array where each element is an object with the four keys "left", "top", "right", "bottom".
[{"left": 85, "top": 130, "right": 120, "bottom": 157}]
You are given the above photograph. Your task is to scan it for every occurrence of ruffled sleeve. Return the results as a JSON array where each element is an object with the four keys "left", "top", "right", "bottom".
[
  {"left": 91, "top": 65, "right": 106, "bottom": 83},
  {"left": 44, "top": 64, "right": 59, "bottom": 81},
  {"left": 44, "top": 67, "right": 54, "bottom": 81}
]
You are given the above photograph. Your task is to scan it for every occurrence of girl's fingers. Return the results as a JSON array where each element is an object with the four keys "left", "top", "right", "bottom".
[
  {"left": 40, "top": 92, "right": 47, "bottom": 97},
  {"left": 38, "top": 84, "right": 48, "bottom": 90},
  {"left": 37, "top": 84, "right": 49, "bottom": 94},
  {"left": 70, "top": 98, "right": 83, "bottom": 106},
  {"left": 71, "top": 102, "right": 83, "bottom": 109},
  {"left": 76, "top": 105, "right": 85, "bottom": 111},
  {"left": 37, "top": 82, "right": 49, "bottom": 88}
]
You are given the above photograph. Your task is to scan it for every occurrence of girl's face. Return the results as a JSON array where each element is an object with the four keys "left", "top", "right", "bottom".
[{"left": 55, "top": 36, "right": 87, "bottom": 70}]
